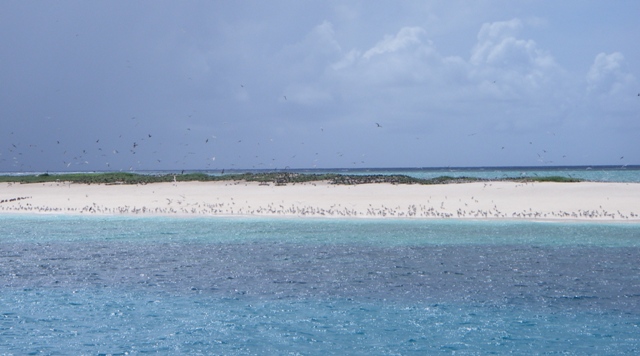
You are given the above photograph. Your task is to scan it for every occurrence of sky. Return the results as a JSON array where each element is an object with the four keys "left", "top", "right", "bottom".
[{"left": 1, "top": 1, "right": 639, "bottom": 172}]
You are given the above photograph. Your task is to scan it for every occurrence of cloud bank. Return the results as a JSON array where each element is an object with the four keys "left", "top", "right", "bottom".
[{"left": 0, "top": 2, "right": 637, "bottom": 171}]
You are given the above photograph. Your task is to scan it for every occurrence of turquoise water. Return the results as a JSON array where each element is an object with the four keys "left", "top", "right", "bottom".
[
  {"left": 288, "top": 166, "right": 640, "bottom": 183},
  {"left": 1, "top": 216, "right": 640, "bottom": 354}
]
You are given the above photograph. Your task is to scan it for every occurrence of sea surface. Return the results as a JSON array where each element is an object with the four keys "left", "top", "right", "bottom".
[
  {"left": 286, "top": 165, "right": 640, "bottom": 183},
  {"left": 1, "top": 215, "right": 639, "bottom": 354}
]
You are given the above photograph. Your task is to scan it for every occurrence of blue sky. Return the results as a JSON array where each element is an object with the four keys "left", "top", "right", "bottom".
[{"left": 1, "top": 1, "right": 638, "bottom": 172}]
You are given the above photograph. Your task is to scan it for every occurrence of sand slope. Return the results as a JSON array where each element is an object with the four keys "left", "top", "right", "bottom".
[{"left": 1, "top": 181, "right": 638, "bottom": 221}]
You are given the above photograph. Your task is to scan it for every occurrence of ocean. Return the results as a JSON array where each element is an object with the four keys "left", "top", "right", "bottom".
[
  {"left": 1, "top": 166, "right": 639, "bottom": 354},
  {"left": 1, "top": 216, "right": 639, "bottom": 355},
  {"left": 280, "top": 165, "right": 640, "bottom": 183}
]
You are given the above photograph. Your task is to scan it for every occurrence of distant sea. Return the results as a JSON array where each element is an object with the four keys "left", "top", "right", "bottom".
[
  {"left": 1, "top": 166, "right": 639, "bottom": 354},
  {"left": 4, "top": 165, "right": 640, "bottom": 182}
]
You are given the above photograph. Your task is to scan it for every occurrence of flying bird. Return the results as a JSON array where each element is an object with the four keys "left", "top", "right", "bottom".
[{"left": 375, "top": 123, "right": 382, "bottom": 128}]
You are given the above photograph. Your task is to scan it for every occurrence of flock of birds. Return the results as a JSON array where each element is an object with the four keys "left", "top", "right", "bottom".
[
  {"left": 1, "top": 197, "right": 636, "bottom": 221},
  {"left": 1, "top": 89, "right": 636, "bottom": 172},
  {"left": 2, "top": 116, "right": 226, "bottom": 172},
  {"left": 1, "top": 120, "right": 631, "bottom": 173}
]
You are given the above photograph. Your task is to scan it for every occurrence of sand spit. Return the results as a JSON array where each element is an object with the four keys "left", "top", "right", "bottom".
[{"left": 0, "top": 181, "right": 639, "bottom": 221}]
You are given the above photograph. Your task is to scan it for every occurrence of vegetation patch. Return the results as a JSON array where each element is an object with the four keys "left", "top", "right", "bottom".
[
  {"left": 0, "top": 172, "right": 584, "bottom": 185},
  {"left": 504, "top": 176, "right": 583, "bottom": 183}
]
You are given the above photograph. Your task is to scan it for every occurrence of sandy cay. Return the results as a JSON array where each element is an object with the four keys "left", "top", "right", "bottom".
[{"left": 1, "top": 181, "right": 639, "bottom": 221}]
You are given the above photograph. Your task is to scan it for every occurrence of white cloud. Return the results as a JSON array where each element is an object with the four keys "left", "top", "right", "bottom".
[
  {"left": 469, "top": 19, "right": 561, "bottom": 96},
  {"left": 328, "top": 18, "right": 562, "bottom": 92},
  {"left": 330, "top": 49, "right": 361, "bottom": 70},
  {"left": 329, "top": 26, "right": 451, "bottom": 88},
  {"left": 307, "top": 20, "right": 342, "bottom": 55},
  {"left": 474, "top": 18, "right": 523, "bottom": 54},
  {"left": 362, "top": 27, "right": 425, "bottom": 59},
  {"left": 587, "top": 52, "right": 635, "bottom": 95},
  {"left": 580, "top": 52, "right": 638, "bottom": 129},
  {"left": 325, "top": 18, "right": 565, "bottom": 113},
  {"left": 277, "top": 16, "right": 634, "bottom": 141}
]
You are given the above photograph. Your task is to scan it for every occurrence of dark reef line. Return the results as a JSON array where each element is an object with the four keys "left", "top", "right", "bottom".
[{"left": 0, "top": 172, "right": 582, "bottom": 185}]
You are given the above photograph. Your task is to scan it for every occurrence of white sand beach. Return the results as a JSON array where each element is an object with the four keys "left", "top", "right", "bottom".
[{"left": 0, "top": 181, "right": 638, "bottom": 221}]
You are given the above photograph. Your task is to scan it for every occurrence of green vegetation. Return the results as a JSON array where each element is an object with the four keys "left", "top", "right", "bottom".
[
  {"left": 498, "top": 175, "right": 582, "bottom": 183},
  {"left": 0, "top": 172, "right": 584, "bottom": 185},
  {"left": 514, "top": 175, "right": 582, "bottom": 183}
]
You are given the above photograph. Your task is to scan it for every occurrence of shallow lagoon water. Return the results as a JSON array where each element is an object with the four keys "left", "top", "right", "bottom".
[{"left": 1, "top": 215, "right": 639, "bottom": 354}]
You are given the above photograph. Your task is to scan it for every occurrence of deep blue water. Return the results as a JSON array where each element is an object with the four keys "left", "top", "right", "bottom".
[{"left": 1, "top": 216, "right": 639, "bottom": 354}]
